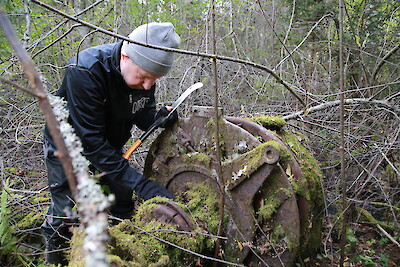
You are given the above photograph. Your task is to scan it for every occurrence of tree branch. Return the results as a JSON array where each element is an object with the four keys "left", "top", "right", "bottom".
[
  {"left": 275, "top": 13, "right": 334, "bottom": 70},
  {"left": 0, "top": 77, "right": 38, "bottom": 97},
  {"left": 282, "top": 97, "right": 399, "bottom": 121},
  {"left": 370, "top": 43, "right": 400, "bottom": 85}
]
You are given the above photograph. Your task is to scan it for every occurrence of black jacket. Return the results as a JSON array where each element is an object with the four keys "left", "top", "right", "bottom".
[{"left": 44, "top": 41, "right": 157, "bottom": 190}]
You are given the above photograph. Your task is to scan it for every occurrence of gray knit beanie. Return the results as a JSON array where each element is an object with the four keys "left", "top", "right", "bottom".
[{"left": 123, "top": 22, "right": 180, "bottom": 76}]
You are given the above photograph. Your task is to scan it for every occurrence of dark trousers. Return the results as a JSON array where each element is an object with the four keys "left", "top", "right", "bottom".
[{"left": 42, "top": 141, "right": 135, "bottom": 248}]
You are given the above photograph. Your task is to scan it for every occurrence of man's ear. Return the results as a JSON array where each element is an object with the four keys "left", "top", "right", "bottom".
[
  {"left": 121, "top": 52, "right": 129, "bottom": 59},
  {"left": 121, "top": 45, "right": 129, "bottom": 59}
]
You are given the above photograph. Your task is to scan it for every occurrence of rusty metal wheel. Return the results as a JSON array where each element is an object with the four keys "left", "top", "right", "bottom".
[{"left": 144, "top": 106, "right": 321, "bottom": 266}]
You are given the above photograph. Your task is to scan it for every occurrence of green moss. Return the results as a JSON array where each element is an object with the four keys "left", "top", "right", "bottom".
[
  {"left": 264, "top": 140, "right": 292, "bottom": 162},
  {"left": 20, "top": 194, "right": 49, "bottom": 230},
  {"left": 5, "top": 167, "right": 44, "bottom": 178},
  {"left": 257, "top": 193, "right": 283, "bottom": 221},
  {"left": 182, "top": 152, "right": 212, "bottom": 167},
  {"left": 108, "top": 254, "right": 140, "bottom": 267},
  {"left": 278, "top": 129, "right": 324, "bottom": 256},
  {"left": 231, "top": 139, "right": 287, "bottom": 167},
  {"left": 106, "top": 189, "right": 220, "bottom": 266},
  {"left": 182, "top": 183, "right": 221, "bottom": 246},
  {"left": 383, "top": 162, "right": 400, "bottom": 181},
  {"left": 256, "top": 169, "right": 293, "bottom": 222},
  {"left": 249, "top": 115, "right": 286, "bottom": 131},
  {"left": 258, "top": 187, "right": 292, "bottom": 221},
  {"left": 16, "top": 212, "right": 42, "bottom": 229},
  {"left": 271, "top": 223, "right": 299, "bottom": 252},
  {"left": 243, "top": 142, "right": 273, "bottom": 176},
  {"left": 68, "top": 227, "right": 85, "bottom": 267},
  {"left": 150, "top": 255, "right": 170, "bottom": 267},
  {"left": 280, "top": 130, "right": 323, "bottom": 202},
  {"left": 111, "top": 220, "right": 172, "bottom": 265},
  {"left": 206, "top": 118, "right": 227, "bottom": 155},
  {"left": 32, "top": 196, "right": 49, "bottom": 204},
  {"left": 272, "top": 224, "right": 285, "bottom": 240},
  {"left": 226, "top": 141, "right": 290, "bottom": 184}
]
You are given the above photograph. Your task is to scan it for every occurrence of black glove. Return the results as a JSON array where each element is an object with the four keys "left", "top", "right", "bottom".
[
  {"left": 155, "top": 107, "right": 178, "bottom": 128},
  {"left": 134, "top": 176, "right": 175, "bottom": 201}
]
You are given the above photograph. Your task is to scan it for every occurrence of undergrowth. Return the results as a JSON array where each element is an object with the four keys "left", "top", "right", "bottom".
[{"left": 0, "top": 179, "right": 29, "bottom": 266}]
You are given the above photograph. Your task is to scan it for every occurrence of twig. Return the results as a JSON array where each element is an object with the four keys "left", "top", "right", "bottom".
[
  {"left": 0, "top": 77, "right": 37, "bottom": 97},
  {"left": 339, "top": 1, "right": 348, "bottom": 266},
  {"left": 371, "top": 43, "right": 400, "bottom": 85},
  {"left": 256, "top": 0, "right": 292, "bottom": 64},
  {"left": 209, "top": 1, "right": 226, "bottom": 264},
  {"left": 31, "top": 24, "right": 82, "bottom": 59},
  {"left": 376, "top": 224, "right": 400, "bottom": 250},
  {"left": 375, "top": 142, "right": 400, "bottom": 177},
  {"left": 275, "top": 13, "right": 333, "bottom": 70},
  {"left": 282, "top": 98, "right": 399, "bottom": 121}
]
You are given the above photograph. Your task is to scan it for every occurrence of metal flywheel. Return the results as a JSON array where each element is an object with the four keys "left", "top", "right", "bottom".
[{"left": 144, "top": 106, "right": 324, "bottom": 266}]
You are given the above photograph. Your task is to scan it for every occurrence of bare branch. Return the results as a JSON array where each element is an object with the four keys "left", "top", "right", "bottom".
[
  {"left": 209, "top": 0, "right": 226, "bottom": 262},
  {"left": 370, "top": 43, "right": 400, "bottom": 85},
  {"left": 275, "top": 13, "right": 334, "bottom": 70},
  {"left": 282, "top": 98, "right": 399, "bottom": 121},
  {"left": 0, "top": 77, "right": 38, "bottom": 97}
]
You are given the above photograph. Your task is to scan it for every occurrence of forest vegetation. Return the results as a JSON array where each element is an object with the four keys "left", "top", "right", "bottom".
[{"left": 0, "top": 0, "right": 399, "bottom": 266}]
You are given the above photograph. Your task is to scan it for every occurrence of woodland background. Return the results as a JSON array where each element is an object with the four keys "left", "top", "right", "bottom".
[{"left": 0, "top": 0, "right": 399, "bottom": 266}]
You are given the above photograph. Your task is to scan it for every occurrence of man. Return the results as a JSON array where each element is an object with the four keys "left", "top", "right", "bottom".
[{"left": 42, "top": 22, "right": 180, "bottom": 265}]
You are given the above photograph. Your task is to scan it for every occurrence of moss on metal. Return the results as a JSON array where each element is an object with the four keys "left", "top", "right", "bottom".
[
  {"left": 248, "top": 115, "right": 324, "bottom": 257},
  {"left": 69, "top": 184, "right": 220, "bottom": 267},
  {"left": 254, "top": 169, "right": 299, "bottom": 255},
  {"left": 257, "top": 185, "right": 292, "bottom": 222},
  {"left": 182, "top": 152, "right": 213, "bottom": 167},
  {"left": 280, "top": 130, "right": 323, "bottom": 199},
  {"left": 277, "top": 129, "right": 324, "bottom": 257},
  {"left": 224, "top": 141, "right": 289, "bottom": 190},
  {"left": 249, "top": 115, "right": 287, "bottom": 131}
]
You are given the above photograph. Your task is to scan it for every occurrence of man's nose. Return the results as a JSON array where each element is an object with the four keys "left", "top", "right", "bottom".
[{"left": 143, "top": 80, "right": 153, "bottom": 90}]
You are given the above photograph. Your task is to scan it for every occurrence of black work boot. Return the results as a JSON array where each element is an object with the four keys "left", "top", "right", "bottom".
[{"left": 45, "top": 234, "right": 69, "bottom": 266}]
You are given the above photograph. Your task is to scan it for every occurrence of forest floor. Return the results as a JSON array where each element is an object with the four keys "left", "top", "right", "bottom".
[{"left": 312, "top": 222, "right": 399, "bottom": 267}]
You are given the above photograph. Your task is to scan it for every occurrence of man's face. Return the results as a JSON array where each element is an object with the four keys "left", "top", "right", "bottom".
[{"left": 120, "top": 53, "right": 161, "bottom": 90}]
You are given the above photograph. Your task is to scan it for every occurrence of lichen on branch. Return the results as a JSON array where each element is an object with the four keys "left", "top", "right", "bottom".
[{"left": 48, "top": 94, "right": 114, "bottom": 267}]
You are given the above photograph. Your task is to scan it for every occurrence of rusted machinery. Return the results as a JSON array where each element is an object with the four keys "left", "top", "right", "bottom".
[{"left": 144, "top": 106, "right": 324, "bottom": 266}]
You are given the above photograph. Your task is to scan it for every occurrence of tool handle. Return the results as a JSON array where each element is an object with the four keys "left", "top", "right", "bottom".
[
  {"left": 122, "top": 139, "right": 142, "bottom": 159},
  {"left": 122, "top": 117, "right": 164, "bottom": 160}
]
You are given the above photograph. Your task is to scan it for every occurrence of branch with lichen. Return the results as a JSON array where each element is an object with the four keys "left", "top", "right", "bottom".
[
  {"left": 49, "top": 95, "right": 114, "bottom": 267},
  {"left": 0, "top": 9, "right": 113, "bottom": 267}
]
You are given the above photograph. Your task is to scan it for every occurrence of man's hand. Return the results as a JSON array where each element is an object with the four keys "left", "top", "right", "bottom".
[
  {"left": 134, "top": 176, "right": 174, "bottom": 200},
  {"left": 155, "top": 106, "right": 178, "bottom": 128}
]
